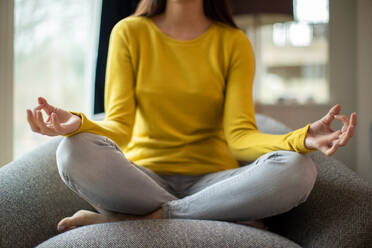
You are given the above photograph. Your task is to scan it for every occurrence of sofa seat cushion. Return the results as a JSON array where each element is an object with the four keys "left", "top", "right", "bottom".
[{"left": 36, "top": 219, "right": 301, "bottom": 248}]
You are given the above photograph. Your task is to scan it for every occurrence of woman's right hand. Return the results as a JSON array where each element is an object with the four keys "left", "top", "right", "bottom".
[{"left": 26, "top": 96, "right": 82, "bottom": 136}]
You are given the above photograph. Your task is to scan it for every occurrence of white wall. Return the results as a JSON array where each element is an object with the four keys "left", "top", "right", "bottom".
[
  {"left": 328, "top": 0, "right": 357, "bottom": 170},
  {"left": 356, "top": 0, "right": 372, "bottom": 183},
  {"left": 0, "top": 0, "right": 14, "bottom": 167}
]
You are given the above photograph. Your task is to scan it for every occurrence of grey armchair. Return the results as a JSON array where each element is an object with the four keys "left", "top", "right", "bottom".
[{"left": 1, "top": 113, "right": 371, "bottom": 248}]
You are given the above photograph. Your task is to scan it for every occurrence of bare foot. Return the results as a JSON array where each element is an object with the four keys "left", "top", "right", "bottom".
[
  {"left": 235, "top": 219, "right": 269, "bottom": 230},
  {"left": 57, "top": 208, "right": 163, "bottom": 233}
]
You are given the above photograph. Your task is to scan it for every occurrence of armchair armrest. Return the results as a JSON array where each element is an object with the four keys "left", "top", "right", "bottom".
[
  {"left": 0, "top": 136, "right": 95, "bottom": 248},
  {"left": 255, "top": 113, "right": 372, "bottom": 248}
]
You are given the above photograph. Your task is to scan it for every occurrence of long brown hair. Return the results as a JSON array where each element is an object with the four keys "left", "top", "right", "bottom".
[{"left": 131, "top": 0, "right": 240, "bottom": 29}]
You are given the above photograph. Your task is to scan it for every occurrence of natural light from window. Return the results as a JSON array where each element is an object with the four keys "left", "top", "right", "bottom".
[
  {"left": 234, "top": 0, "right": 329, "bottom": 105},
  {"left": 14, "top": 0, "right": 101, "bottom": 159}
]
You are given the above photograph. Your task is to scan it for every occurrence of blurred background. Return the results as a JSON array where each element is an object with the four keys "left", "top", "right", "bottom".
[
  {"left": 13, "top": 0, "right": 100, "bottom": 159},
  {"left": 1, "top": 0, "right": 371, "bottom": 183}
]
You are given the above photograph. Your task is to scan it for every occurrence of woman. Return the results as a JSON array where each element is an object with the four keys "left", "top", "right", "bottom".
[{"left": 27, "top": 0, "right": 356, "bottom": 233}]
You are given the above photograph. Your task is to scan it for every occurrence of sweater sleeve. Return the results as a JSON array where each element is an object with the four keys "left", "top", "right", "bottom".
[
  {"left": 222, "top": 31, "right": 316, "bottom": 162},
  {"left": 61, "top": 21, "right": 136, "bottom": 150}
]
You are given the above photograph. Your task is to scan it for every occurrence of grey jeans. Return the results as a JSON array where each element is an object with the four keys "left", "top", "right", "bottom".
[{"left": 56, "top": 132, "right": 317, "bottom": 221}]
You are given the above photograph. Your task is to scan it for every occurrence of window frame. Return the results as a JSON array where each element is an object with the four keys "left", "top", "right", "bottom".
[{"left": 0, "top": 0, "right": 14, "bottom": 166}]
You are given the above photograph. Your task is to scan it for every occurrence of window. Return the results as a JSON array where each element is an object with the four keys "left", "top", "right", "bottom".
[
  {"left": 14, "top": 0, "right": 101, "bottom": 158},
  {"left": 234, "top": 0, "right": 329, "bottom": 105}
]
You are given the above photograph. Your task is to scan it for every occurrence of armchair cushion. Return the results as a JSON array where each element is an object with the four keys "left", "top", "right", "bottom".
[{"left": 36, "top": 220, "right": 301, "bottom": 248}]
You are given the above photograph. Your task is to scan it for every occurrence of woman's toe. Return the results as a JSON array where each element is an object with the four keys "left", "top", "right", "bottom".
[
  {"left": 56, "top": 210, "right": 98, "bottom": 233},
  {"left": 57, "top": 217, "right": 77, "bottom": 233}
]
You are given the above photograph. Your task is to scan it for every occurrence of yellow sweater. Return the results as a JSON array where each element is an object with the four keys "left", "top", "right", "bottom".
[{"left": 63, "top": 16, "right": 315, "bottom": 175}]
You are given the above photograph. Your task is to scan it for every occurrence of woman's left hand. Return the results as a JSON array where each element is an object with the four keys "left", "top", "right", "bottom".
[{"left": 304, "top": 104, "right": 357, "bottom": 156}]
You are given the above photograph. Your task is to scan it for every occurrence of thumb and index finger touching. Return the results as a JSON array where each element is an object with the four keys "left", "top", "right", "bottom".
[
  {"left": 321, "top": 104, "right": 357, "bottom": 151},
  {"left": 27, "top": 96, "right": 57, "bottom": 126},
  {"left": 322, "top": 104, "right": 356, "bottom": 129},
  {"left": 327, "top": 104, "right": 357, "bottom": 132},
  {"left": 35, "top": 96, "right": 63, "bottom": 129},
  {"left": 37, "top": 96, "right": 57, "bottom": 115}
]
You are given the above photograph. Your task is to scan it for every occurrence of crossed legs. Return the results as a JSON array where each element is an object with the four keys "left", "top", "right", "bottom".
[{"left": 56, "top": 132, "right": 317, "bottom": 232}]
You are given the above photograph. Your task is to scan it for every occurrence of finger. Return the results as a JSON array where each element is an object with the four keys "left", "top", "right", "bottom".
[
  {"left": 317, "top": 130, "right": 341, "bottom": 151},
  {"left": 38, "top": 96, "right": 46, "bottom": 104},
  {"left": 26, "top": 109, "right": 41, "bottom": 133},
  {"left": 327, "top": 130, "right": 342, "bottom": 144},
  {"left": 322, "top": 104, "right": 341, "bottom": 124},
  {"left": 35, "top": 110, "right": 57, "bottom": 136},
  {"left": 51, "top": 112, "right": 64, "bottom": 133},
  {"left": 35, "top": 110, "right": 47, "bottom": 131},
  {"left": 329, "top": 104, "right": 342, "bottom": 115},
  {"left": 33, "top": 105, "right": 43, "bottom": 115},
  {"left": 347, "top": 113, "right": 356, "bottom": 138},
  {"left": 350, "top": 112, "right": 357, "bottom": 136},
  {"left": 334, "top": 114, "right": 349, "bottom": 133},
  {"left": 38, "top": 97, "right": 56, "bottom": 115},
  {"left": 338, "top": 113, "right": 357, "bottom": 146},
  {"left": 318, "top": 145, "right": 329, "bottom": 155},
  {"left": 325, "top": 141, "right": 339, "bottom": 156},
  {"left": 32, "top": 105, "right": 44, "bottom": 124},
  {"left": 315, "top": 130, "right": 341, "bottom": 155},
  {"left": 45, "top": 114, "right": 52, "bottom": 123}
]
